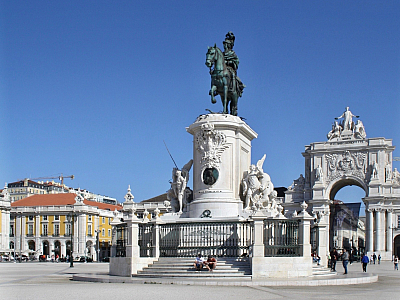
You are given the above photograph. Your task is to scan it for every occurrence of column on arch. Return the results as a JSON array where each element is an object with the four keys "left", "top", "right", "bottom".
[
  {"left": 366, "top": 208, "right": 374, "bottom": 252},
  {"left": 386, "top": 209, "right": 393, "bottom": 253},
  {"left": 375, "top": 209, "right": 382, "bottom": 251}
]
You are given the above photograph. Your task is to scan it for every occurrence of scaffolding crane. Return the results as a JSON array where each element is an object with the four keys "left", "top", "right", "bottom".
[{"left": 29, "top": 174, "right": 75, "bottom": 185}]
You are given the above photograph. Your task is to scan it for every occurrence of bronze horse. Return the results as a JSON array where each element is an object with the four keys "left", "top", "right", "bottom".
[{"left": 205, "top": 45, "right": 240, "bottom": 116}]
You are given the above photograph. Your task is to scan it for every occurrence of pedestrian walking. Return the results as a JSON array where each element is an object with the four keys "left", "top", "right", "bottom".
[
  {"left": 373, "top": 253, "right": 377, "bottom": 264},
  {"left": 330, "top": 248, "right": 338, "bottom": 272},
  {"left": 342, "top": 249, "right": 349, "bottom": 274},
  {"left": 394, "top": 256, "right": 399, "bottom": 270},
  {"left": 378, "top": 254, "right": 381, "bottom": 264},
  {"left": 361, "top": 253, "right": 369, "bottom": 272}
]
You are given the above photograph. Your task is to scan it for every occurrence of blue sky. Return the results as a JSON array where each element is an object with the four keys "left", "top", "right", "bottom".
[{"left": 1, "top": 1, "right": 399, "bottom": 209}]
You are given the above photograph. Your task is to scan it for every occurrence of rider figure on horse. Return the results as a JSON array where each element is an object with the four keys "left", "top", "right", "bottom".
[{"left": 222, "top": 32, "right": 245, "bottom": 97}]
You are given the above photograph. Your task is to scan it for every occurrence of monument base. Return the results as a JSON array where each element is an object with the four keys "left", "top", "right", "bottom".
[{"left": 187, "top": 198, "right": 243, "bottom": 218}]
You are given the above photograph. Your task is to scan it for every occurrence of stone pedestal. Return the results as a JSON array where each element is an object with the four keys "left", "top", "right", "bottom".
[{"left": 186, "top": 114, "right": 257, "bottom": 218}]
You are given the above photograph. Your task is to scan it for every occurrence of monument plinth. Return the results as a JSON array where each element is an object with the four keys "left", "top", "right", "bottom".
[{"left": 186, "top": 114, "right": 257, "bottom": 218}]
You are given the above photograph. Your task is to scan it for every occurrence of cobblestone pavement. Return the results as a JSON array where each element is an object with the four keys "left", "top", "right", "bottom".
[{"left": 1, "top": 261, "right": 399, "bottom": 300}]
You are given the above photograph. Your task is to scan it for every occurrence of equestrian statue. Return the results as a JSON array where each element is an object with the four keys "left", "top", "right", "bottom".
[{"left": 205, "top": 32, "right": 245, "bottom": 116}]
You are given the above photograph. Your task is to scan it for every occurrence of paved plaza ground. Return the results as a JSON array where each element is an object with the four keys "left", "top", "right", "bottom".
[{"left": 1, "top": 261, "right": 399, "bottom": 300}]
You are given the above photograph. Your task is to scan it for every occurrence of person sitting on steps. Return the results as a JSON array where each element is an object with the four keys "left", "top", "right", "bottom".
[
  {"left": 204, "top": 255, "right": 217, "bottom": 272},
  {"left": 193, "top": 253, "right": 204, "bottom": 271}
]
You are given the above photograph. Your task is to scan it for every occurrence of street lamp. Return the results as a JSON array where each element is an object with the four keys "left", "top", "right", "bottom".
[
  {"left": 95, "top": 229, "right": 100, "bottom": 263},
  {"left": 68, "top": 213, "right": 74, "bottom": 268}
]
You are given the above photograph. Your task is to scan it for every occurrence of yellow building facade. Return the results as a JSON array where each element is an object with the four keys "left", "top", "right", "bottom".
[{"left": 8, "top": 192, "right": 121, "bottom": 261}]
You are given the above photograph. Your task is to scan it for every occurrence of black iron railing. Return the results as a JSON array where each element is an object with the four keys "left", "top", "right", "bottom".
[
  {"left": 138, "top": 223, "right": 154, "bottom": 257},
  {"left": 115, "top": 224, "right": 127, "bottom": 257},
  {"left": 159, "top": 221, "right": 253, "bottom": 257},
  {"left": 264, "top": 219, "right": 300, "bottom": 257}
]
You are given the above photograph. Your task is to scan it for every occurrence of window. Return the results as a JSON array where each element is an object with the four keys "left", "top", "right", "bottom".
[
  {"left": 102, "top": 229, "right": 105, "bottom": 236},
  {"left": 88, "top": 224, "right": 92, "bottom": 235},
  {"left": 108, "top": 229, "right": 111, "bottom": 237},
  {"left": 54, "top": 224, "right": 59, "bottom": 236},
  {"left": 54, "top": 215, "right": 59, "bottom": 221},
  {"left": 28, "top": 215, "right": 34, "bottom": 221},
  {"left": 10, "top": 224, "right": 14, "bottom": 237},
  {"left": 398, "top": 215, "right": 400, "bottom": 228},
  {"left": 108, "top": 218, "right": 111, "bottom": 225},
  {"left": 43, "top": 224, "right": 48, "bottom": 236},
  {"left": 43, "top": 215, "right": 48, "bottom": 221},
  {"left": 102, "top": 217, "right": 105, "bottom": 224},
  {"left": 28, "top": 224, "right": 34, "bottom": 235},
  {"left": 66, "top": 224, "right": 71, "bottom": 236},
  {"left": 88, "top": 215, "right": 92, "bottom": 222}
]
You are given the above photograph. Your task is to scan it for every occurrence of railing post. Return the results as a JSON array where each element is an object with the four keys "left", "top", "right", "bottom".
[
  {"left": 251, "top": 212, "right": 266, "bottom": 258},
  {"left": 294, "top": 202, "right": 314, "bottom": 258},
  {"left": 150, "top": 209, "right": 164, "bottom": 259}
]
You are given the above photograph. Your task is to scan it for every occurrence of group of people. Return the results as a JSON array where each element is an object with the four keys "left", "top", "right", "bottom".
[
  {"left": 194, "top": 254, "right": 217, "bottom": 272},
  {"left": 328, "top": 248, "right": 350, "bottom": 274},
  {"left": 329, "top": 248, "right": 400, "bottom": 274}
]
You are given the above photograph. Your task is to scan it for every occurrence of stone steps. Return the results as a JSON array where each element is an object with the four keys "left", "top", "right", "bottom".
[
  {"left": 312, "top": 264, "right": 337, "bottom": 277},
  {"left": 135, "top": 257, "right": 252, "bottom": 279}
]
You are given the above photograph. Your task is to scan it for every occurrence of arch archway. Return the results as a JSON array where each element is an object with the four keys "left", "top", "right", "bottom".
[
  {"left": 86, "top": 240, "right": 93, "bottom": 258},
  {"left": 54, "top": 241, "right": 61, "bottom": 257},
  {"left": 394, "top": 234, "right": 400, "bottom": 257},
  {"left": 285, "top": 107, "right": 400, "bottom": 263},
  {"left": 65, "top": 241, "right": 71, "bottom": 257},
  {"left": 28, "top": 240, "right": 35, "bottom": 251},
  {"left": 328, "top": 183, "right": 367, "bottom": 260},
  {"left": 43, "top": 241, "right": 49, "bottom": 256}
]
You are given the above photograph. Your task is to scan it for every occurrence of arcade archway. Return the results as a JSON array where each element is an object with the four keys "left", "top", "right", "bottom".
[{"left": 285, "top": 107, "right": 400, "bottom": 263}]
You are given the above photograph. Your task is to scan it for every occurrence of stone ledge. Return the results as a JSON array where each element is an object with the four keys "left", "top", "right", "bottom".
[{"left": 72, "top": 273, "right": 378, "bottom": 286}]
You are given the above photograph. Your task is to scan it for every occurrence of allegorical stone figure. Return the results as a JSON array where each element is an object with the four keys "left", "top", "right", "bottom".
[
  {"left": 166, "top": 160, "right": 193, "bottom": 213},
  {"left": 335, "top": 107, "right": 359, "bottom": 131},
  {"left": 315, "top": 165, "right": 323, "bottom": 182},
  {"left": 241, "top": 154, "right": 274, "bottom": 210}
]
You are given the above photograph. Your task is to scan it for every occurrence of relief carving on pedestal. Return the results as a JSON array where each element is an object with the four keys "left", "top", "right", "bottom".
[
  {"left": 326, "top": 150, "right": 367, "bottom": 183},
  {"left": 195, "top": 122, "right": 228, "bottom": 170}
]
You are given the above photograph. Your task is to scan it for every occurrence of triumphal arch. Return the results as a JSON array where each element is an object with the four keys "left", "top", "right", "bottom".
[{"left": 285, "top": 107, "right": 400, "bottom": 261}]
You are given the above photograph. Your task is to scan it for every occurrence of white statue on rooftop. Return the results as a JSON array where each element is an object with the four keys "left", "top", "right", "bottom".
[
  {"left": 241, "top": 154, "right": 274, "bottom": 210},
  {"left": 166, "top": 159, "right": 193, "bottom": 213},
  {"left": 327, "top": 121, "right": 342, "bottom": 140},
  {"left": 288, "top": 174, "right": 305, "bottom": 191},
  {"left": 327, "top": 107, "right": 366, "bottom": 141},
  {"left": 354, "top": 120, "right": 366, "bottom": 139},
  {"left": 335, "top": 106, "right": 359, "bottom": 131}
]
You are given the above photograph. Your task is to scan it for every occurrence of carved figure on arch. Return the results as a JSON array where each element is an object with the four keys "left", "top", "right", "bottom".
[
  {"left": 371, "top": 161, "right": 378, "bottom": 179},
  {"left": 335, "top": 106, "right": 359, "bottom": 131},
  {"left": 354, "top": 120, "right": 366, "bottom": 139},
  {"left": 166, "top": 159, "right": 193, "bottom": 213},
  {"left": 288, "top": 174, "right": 305, "bottom": 191},
  {"left": 241, "top": 154, "right": 274, "bottom": 210},
  {"left": 315, "top": 165, "right": 324, "bottom": 182},
  {"left": 392, "top": 168, "right": 400, "bottom": 186},
  {"left": 385, "top": 163, "right": 392, "bottom": 182},
  {"left": 327, "top": 121, "right": 342, "bottom": 141}
]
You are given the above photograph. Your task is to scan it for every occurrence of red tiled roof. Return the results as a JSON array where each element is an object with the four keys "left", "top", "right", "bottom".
[
  {"left": 11, "top": 193, "right": 122, "bottom": 210},
  {"left": 83, "top": 199, "right": 123, "bottom": 211}
]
